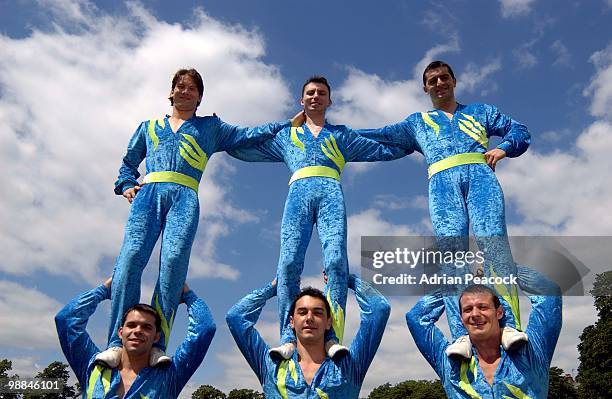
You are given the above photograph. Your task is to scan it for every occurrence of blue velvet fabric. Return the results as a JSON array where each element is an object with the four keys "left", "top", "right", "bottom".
[
  {"left": 358, "top": 103, "right": 530, "bottom": 337},
  {"left": 109, "top": 115, "right": 289, "bottom": 349},
  {"left": 55, "top": 285, "right": 216, "bottom": 399},
  {"left": 229, "top": 122, "right": 405, "bottom": 344},
  {"left": 406, "top": 267, "right": 562, "bottom": 399},
  {"left": 226, "top": 275, "right": 390, "bottom": 398}
]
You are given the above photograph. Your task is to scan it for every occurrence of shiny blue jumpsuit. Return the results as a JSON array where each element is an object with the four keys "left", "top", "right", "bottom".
[
  {"left": 229, "top": 122, "right": 405, "bottom": 345},
  {"left": 110, "top": 115, "right": 288, "bottom": 350},
  {"left": 406, "top": 267, "right": 562, "bottom": 399},
  {"left": 226, "top": 274, "right": 390, "bottom": 398},
  {"left": 359, "top": 103, "right": 530, "bottom": 337},
  {"left": 55, "top": 284, "right": 216, "bottom": 399}
]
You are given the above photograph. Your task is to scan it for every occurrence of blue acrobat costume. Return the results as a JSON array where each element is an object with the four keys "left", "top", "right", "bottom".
[
  {"left": 226, "top": 274, "right": 390, "bottom": 398},
  {"left": 229, "top": 123, "right": 405, "bottom": 347},
  {"left": 359, "top": 102, "right": 530, "bottom": 338},
  {"left": 406, "top": 266, "right": 562, "bottom": 398},
  {"left": 109, "top": 115, "right": 289, "bottom": 351},
  {"left": 55, "top": 284, "right": 216, "bottom": 399}
]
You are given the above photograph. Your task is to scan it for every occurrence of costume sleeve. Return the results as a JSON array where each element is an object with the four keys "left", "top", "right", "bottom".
[
  {"left": 114, "top": 122, "right": 147, "bottom": 195},
  {"left": 356, "top": 118, "right": 421, "bottom": 154},
  {"left": 348, "top": 274, "right": 391, "bottom": 383},
  {"left": 340, "top": 126, "right": 409, "bottom": 162},
  {"left": 172, "top": 289, "right": 217, "bottom": 391},
  {"left": 517, "top": 266, "right": 562, "bottom": 364},
  {"left": 225, "top": 283, "right": 276, "bottom": 384},
  {"left": 226, "top": 134, "right": 285, "bottom": 162},
  {"left": 54, "top": 285, "right": 109, "bottom": 385},
  {"left": 405, "top": 292, "right": 451, "bottom": 381},
  {"left": 214, "top": 116, "right": 290, "bottom": 153},
  {"left": 485, "top": 104, "right": 531, "bottom": 158}
]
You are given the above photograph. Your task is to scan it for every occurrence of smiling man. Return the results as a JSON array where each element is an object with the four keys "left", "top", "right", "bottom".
[
  {"left": 358, "top": 60, "right": 532, "bottom": 357},
  {"left": 226, "top": 274, "right": 390, "bottom": 398},
  {"left": 228, "top": 76, "right": 406, "bottom": 360},
  {"left": 55, "top": 279, "right": 216, "bottom": 399},
  {"left": 406, "top": 267, "right": 562, "bottom": 398},
  {"left": 97, "top": 68, "right": 294, "bottom": 368}
]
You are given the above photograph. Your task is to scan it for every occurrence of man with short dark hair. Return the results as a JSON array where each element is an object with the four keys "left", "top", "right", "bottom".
[
  {"left": 228, "top": 75, "right": 406, "bottom": 360},
  {"left": 98, "top": 68, "right": 297, "bottom": 367},
  {"left": 358, "top": 60, "right": 531, "bottom": 357},
  {"left": 406, "top": 267, "right": 562, "bottom": 399},
  {"left": 55, "top": 279, "right": 215, "bottom": 399},
  {"left": 226, "top": 274, "right": 390, "bottom": 398}
]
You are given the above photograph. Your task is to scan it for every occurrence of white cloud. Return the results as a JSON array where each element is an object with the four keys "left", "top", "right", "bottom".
[
  {"left": 0, "top": 280, "right": 62, "bottom": 349},
  {"left": 551, "top": 40, "right": 572, "bottom": 67},
  {"left": 0, "top": 1, "right": 291, "bottom": 284},
  {"left": 513, "top": 40, "right": 539, "bottom": 69},
  {"left": 500, "top": 0, "right": 536, "bottom": 18},
  {"left": 584, "top": 43, "right": 612, "bottom": 119},
  {"left": 458, "top": 58, "right": 502, "bottom": 96}
]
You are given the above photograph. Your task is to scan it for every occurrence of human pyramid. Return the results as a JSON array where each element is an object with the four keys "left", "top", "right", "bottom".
[{"left": 55, "top": 62, "right": 562, "bottom": 399}]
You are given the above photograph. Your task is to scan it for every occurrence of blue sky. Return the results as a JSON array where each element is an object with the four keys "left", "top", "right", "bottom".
[{"left": 1, "top": 0, "right": 611, "bottom": 396}]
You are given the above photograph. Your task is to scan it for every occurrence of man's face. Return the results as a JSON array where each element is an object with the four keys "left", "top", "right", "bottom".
[
  {"left": 423, "top": 66, "right": 456, "bottom": 102},
  {"left": 301, "top": 82, "right": 331, "bottom": 114},
  {"left": 290, "top": 295, "right": 332, "bottom": 345},
  {"left": 460, "top": 293, "right": 503, "bottom": 342},
  {"left": 118, "top": 310, "right": 160, "bottom": 356},
  {"left": 171, "top": 74, "right": 202, "bottom": 112}
]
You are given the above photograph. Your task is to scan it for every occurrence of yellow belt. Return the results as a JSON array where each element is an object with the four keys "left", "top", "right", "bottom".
[
  {"left": 289, "top": 166, "right": 341, "bottom": 185},
  {"left": 143, "top": 171, "right": 199, "bottom": 192},
  {"left": 428, "top": 153, "right": 487, "bottom": 179}
]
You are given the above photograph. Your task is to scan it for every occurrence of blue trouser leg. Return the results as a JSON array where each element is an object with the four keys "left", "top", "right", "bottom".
[
  {"left": 316, "top": 179, "right": 348, "bottom": 344},
  {"left": 467, "top": 165, "right": 521, "bottom": 330},
  {"left": 429, "top": 168, "right": 470, "bottom": 340},
  {"left": 278, "top": 180, "right": 315, "bottom": 344},
  {"left": 108, "top": 184, "right": 163, "bottom": 348},
  {"left": 151, "top": 185, "right": 200, "bottom": 350}
]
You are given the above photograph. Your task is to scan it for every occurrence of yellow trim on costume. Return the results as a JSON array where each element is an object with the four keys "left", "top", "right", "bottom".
[
  {"left": 458, "top": 113, "right": 488, "bottom": 148},
  {"left": 288, "top": 166, "right": 340, "bottom": 185},
  {"left": 179, "top": 133, "right": 208, "bottom": 171},
  {"left": 143, "top": 171, "right": 200, "bottom": 192},
  {"left": 290, "top": 127, "right": 305, "bottom": 152},
  {"left": 147, "top": 119, "right": 165, "bottom": 151},
  {"left": 321, "top": 134, "right": 346, "bottom": 172},
  {"left": 459, "top": 356, "right": 482, "bottom": 399},
  {"left": 140, "top": 394, "right": 151, "bottom": 399},
  {"left": 427, "top": 153, "right": 486, "bottom": 179},
  {"left": 316, "top": 388, "right": 330, "bottom": 399},
  {"left": 489, "top": 265, "right": 522, "bottom": 331},
  {"left": 155, "top": 294, "right": 176, "bottom": 349},
  {"left": 504, "top": 382, "right": 532, "bottom": 399},
  {"left": 421, "top": 112, "right": 440, "bottom": 135},
  {"left": 87, "top": 365, "right": 111, "bottom": 399},
  {"left": 326, "top": 291, "right": 345, "bottom": 344},
  {"left": 276, "top": 360, "right": 289, "bottom": 399}
]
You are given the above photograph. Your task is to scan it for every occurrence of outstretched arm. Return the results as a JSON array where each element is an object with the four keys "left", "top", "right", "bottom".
[
  {"left": 226, "top": 134, "right": 285, "bottom": 162},
  {"left": 342, "top": 126, "right": 410, "bottom": 162},
  {"left": 114, "top": 122, "right": 147, "bottom": 196},
  {"left": 172, "top": 285, "right": 217, "bottom": 390},
  {"left": 225, "top": 282, "right": 276, "bottom": 384},
  {"left": 405, "top": 292, "right": 451, "bottom": 380},
  {"left": 55, "top": 283, "right": 109, "bottom": 385},
  {"left": 517, "top": 266, "right": 562, "bottom": 364},
  {"left": 356, "top": 118, "right": 421, "bottom": 154},
  {"left": 214, "top": 115, "right": 290, "bottom": 153},
  {"left": 348, "top": 274, "right": 391, "bottom": 383}
]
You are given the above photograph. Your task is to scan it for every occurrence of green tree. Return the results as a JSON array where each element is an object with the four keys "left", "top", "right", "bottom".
[
  {"left": 0, "top": 359, "right": 19, "bottom": 399},
  {"left": 192, "top": 384, "right": 227, "bottom": 399},
  {"left": 548, "top": 366, "right": 577, "bottom": 399},
  {"left": 368, "top": 379, "right": 445, "bottom": 398},
  {"left": 227, "top": 388, "right": 264, "bottom": 399},
  {"left": 576, "top": 271, "right": 612, "bottom": 398},
  {"left": 23, "top": 361, "right": 77, "bottom": 399}
]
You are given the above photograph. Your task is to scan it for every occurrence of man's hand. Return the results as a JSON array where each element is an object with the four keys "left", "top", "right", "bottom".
[
  {"left": 122, "top": 185, "right": 141, "bottom": 203},
  {"left": 484, "top": 148, "right": 506, "bottom": 171},
  {"left": 271, "top": 277, "right": 277, "bottom": 287},
  {"left": 291, "top": 110, "right": 306, "bottom": 127},
  {"left": 180, "top": 282, "right": 190, "bottom": 304},
  {"left": 322, "top": 270, "right": 328, "bottom": 285},
  {"left": 103, "top": 277, "right": 112, "bottom": 289}
]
